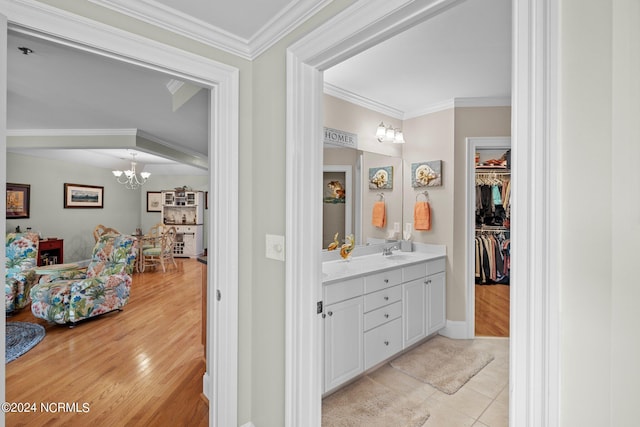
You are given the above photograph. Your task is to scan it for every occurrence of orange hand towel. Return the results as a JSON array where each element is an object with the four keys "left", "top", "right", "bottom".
[
  {"left": 414, "top": 201, "right": 431, "bottom": 231},
  {"left": 372, "top": 201, "right": 386, "bottom": 228}
]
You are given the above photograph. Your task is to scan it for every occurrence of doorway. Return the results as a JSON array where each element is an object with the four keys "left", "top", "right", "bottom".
[
  {"left": 466, "top": 137, "right": 511, "bottom": 338},
  {"left": 0, "top": 6, "right": 239, "bottom": 426},
  {"left": 285, "top": 0, "right": 559, "bottom": 426}
]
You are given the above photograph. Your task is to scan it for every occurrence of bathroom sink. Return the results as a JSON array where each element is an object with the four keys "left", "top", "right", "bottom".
[{"left": 383, "top": 253, "right": 421, "bottom": 263}]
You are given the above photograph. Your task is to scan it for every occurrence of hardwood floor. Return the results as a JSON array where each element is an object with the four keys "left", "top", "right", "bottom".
[
  {"left": 5, "top": 258, "right": 208, "bottom": 427},
  {"left": 475, "top": 284, "right": 510, "bottom": 337}
]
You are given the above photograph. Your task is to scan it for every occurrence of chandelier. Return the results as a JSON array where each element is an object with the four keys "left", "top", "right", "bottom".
[{"left": 112, "top": 152, "right": 151, "bottom": 190}]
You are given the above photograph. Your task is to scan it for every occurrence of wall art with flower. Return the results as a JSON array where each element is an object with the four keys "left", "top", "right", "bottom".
[
  {"left": 411, "top": 160, "right": 442, "bottom": 187},
  {"left": 368, "top": 166, "right": 393, "bottom": 189}
]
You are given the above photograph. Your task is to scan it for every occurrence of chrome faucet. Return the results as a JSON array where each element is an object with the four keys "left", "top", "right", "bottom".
[{"left": 382, "top": 245, "right": 398, "bottom": 256}]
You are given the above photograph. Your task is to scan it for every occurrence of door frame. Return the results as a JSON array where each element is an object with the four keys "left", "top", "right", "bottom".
[
  {"left": 285, "top": 0, "right": 559, "bottom": 426},
  {"left": 466, "top": 137, "right": 511, "bottom": 338},
  {"left": 0, "top": 2, "right": 239, "bottom": 426}
]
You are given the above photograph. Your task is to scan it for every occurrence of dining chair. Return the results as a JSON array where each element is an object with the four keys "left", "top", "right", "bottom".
[
  {"left": 93, "top": 224, "right": 120, "bottom": 242},
  {"left": 141, "top": 226, "right": 177, "bottom": 273}
]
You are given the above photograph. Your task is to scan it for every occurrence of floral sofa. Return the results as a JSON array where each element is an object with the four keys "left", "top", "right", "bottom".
[
  {"left": 30, "top": 234, "right": 137, "bottom": 326},
  {"left": 5, "top": 232, "right": 40, "bottom": 314}
]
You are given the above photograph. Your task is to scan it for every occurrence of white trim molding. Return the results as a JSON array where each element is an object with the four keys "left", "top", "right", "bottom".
[
  {"left": 1, "top": 1, "right": 240, "bottom": 427},
  {"left": 286, "top": 1, "right": 470, "bottom": 426},
  {"left": 323, "top": 82, "right": 405, "bottom": 119},
  {"left": 510, "top": 0, "right": 559, "bottom": 425},
  {"left": 89, "top": 0, "right": 333, "bottom": 60},
  {"left": 439, "top": 320, "right": 468, "bottom": 340},
  {"left": 286, "top": 1, "right": 559, "bottom": 427}
]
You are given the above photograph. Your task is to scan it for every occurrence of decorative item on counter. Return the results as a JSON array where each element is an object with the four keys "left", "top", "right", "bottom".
[
  {"left": 340, "top": 234, "right": 355, "bottom": 260},
  {"left": 327, "top": 232, "right": 340, "bottom": 251}
]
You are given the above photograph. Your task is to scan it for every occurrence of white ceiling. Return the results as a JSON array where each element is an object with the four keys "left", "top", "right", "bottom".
[{"left": 7, "top": 0, "right": 510, "bottom": 173}]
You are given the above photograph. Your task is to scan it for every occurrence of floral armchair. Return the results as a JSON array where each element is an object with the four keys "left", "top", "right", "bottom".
[
  {"left": 30, "top": 234, "right": 136, "bottom": 326},
  {"left": 5, "top": 232, "right": 40, "bottom": 314}
]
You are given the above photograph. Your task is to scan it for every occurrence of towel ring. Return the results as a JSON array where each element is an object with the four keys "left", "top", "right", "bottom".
[
  {"left": 416, "top": 191, "right": 429, "bottom": 202},
  {"left": 377, "top": 193, "right": 385, "bottom": 201}
]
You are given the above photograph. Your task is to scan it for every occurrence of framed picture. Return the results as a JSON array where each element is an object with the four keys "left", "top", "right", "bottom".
[
  {"left": 64, "top": 183, "right": 104, "bottom": 208},
  {"left": 6, "top": 183, "right": 30, "bottom": 219},
  {"left": 368, "top": 166, "right": 393, "bottom": 189},
  {"left": 146, "top": 191, "right": 162, "bottom": 212},
  {"left": 411, "top": 160, "right": 442, "bottom": 187}
]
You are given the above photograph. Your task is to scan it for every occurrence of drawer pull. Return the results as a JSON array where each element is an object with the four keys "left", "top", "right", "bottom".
[
  {"left": 425, "top": 279, "right": 432, "bottom": 285},
  {"left": 327, "top": 311, "right": 333, "bottom": 317},
  {"left": 383, "top": 296, "right": 389, "bottom": 301},
  {"left": 384, "top": 340, "right": 389, "bottom": 346},
  {"left": 384, "top": 279, "right": 389, "bottom": 283},
  {"left": 384, "top": 313, "right": 389, "bottom": 318}
]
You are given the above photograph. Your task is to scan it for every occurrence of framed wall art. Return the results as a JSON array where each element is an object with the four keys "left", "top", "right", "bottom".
[
  {"left": 368, "top": 166, "right": 393, "bottom": 189},
  {"left": 6, "top": 183, "right": 30, "bottom": 219},
  {"left": 411, "top": 160, "right": 442, "bottom": 187},
  {"left": 146, "top": 191, "right": 162, "bottom": 212},
  {"left": 64, "top": 183, "right": 104, "bottom": 209}
]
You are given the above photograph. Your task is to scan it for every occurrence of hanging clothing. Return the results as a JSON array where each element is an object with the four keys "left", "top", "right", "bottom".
[{"left": 474, "top": 232, "right": 510, "bottom": 284}]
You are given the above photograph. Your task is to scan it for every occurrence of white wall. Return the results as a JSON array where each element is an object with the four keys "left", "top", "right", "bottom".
[
  {"left": 611, "top": 0, "right": 640, "bottom": 424},
  {"left": 560, "top": 0, "right": 639, "bottom": 425}
]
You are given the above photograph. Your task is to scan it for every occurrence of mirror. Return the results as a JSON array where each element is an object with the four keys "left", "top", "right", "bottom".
[{"left": 323, "top": 145, "right": 403, "bottom": 249}]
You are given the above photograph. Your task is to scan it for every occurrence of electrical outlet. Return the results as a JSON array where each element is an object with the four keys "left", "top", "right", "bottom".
[
  {"left": 394, "top": 222, "right": 401, "bottom": 233},
  {"left": 265, "top": 234, "right": 285, "bottom": 261}
]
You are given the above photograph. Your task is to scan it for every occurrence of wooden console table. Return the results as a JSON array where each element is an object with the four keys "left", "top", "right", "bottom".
[{"left": 38, "top": 238, "right": 64, "bottom": 266}]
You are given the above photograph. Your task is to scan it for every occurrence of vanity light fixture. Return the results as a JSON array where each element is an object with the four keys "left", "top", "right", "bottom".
[
  {"left": 112, "top": 152, "right": 151, "bottom": 190},
  {"left": 376, "top": 121, "right": 405, "bottom": 144}
]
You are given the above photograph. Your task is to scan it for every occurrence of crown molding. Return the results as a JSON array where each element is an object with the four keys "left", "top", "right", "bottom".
[
  {"left": 249, "top": 0, "right": 333, "bottom": 59},
  {"left": 323, "top": 82, "right": 405, "bottom": 119},
  {"left": 324, "top": 82, "right": 512, "bottom": 121},
  {"left": 6, "top": 128, "right": 138, "bottom": 136},
  {"left": 404, "top": 96, "right": 511, "bottom": 119},
  {"left": 89, "top": 0, "right": 333, "bottom": 60},
  {"left": 88, "top": 0, "right": 252, "bottom": 59}
]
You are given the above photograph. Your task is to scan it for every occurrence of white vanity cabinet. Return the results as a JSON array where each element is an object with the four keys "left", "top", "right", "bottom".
[
  {"left": 323, "top": 277, "right": 365, "bottom": 392},
  {"left": 402, "top": 258, "right": 447, "bottom": 348},
  {"left": 322, "top": 254, "right": 446, "bottom": 394}
]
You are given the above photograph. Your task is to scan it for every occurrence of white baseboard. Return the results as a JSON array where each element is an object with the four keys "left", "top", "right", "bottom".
[
  {"left": 439, "top": 320, "right": 470, "bottom": 339},
  {"left": 202, "top": 372, "right": 211, "bottom": 401},
  {"left": 240, "top": 422, "right": 256, "bottom": 427}
]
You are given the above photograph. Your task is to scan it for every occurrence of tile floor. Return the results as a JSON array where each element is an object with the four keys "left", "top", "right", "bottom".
[{"left": 324, "top": 337, "right": 509, "bottom": 427}]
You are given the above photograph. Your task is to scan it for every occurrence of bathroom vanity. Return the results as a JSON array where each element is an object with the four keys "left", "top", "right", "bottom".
[{"left": 322, "top": 245, "right": 446, "bottom": 394}]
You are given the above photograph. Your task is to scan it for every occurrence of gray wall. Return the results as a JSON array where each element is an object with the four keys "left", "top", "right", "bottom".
[{"left": 7, "top": 152, "right": 207, "bottom": 262}]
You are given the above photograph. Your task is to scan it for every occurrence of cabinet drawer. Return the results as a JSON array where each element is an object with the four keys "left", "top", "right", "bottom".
[
  {"left": 324, "top": 277, "right": 364, "bottom": 306},
  {"left": 364, "top": 301, "right": 401, "bottom": 331},
  {"left": 403, "top": 262, "right": 427, "bottom": 282},
  {"left": 364, "top": 318, "right": 402, "bottom": 369},
  {"left": 363, "top": 284, "right": 402, "bottom": 312},
  {"left": 364, "top": 268, "right": 402, "bottom": 294},
  {"left": 426, "top": 257, "right": 446, "bottom": 276}
]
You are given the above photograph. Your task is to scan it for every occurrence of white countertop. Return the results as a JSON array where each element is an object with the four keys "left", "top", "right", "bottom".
[{"left": 322, "top": 243, "right": 445, "bottom": 284}]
